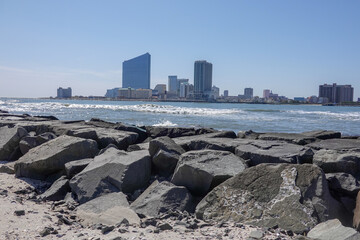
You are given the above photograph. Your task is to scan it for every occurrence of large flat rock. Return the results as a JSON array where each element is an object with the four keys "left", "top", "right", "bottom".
[
  {"left": 130, "top": 180, "right": 194, "bottom": 217},
  {"left": 196, "top": 164, "right": 339, "bottom": 234},
  {"left": 301, "top": 130, "right": 341, "bottom": 140},
  {"left": 307, "top": 219, "right": 360, "bottom": 240},
  {"left": 69, "top": 148, "right": 151, "bottom": 204},
  {"left": 307, "top": 139, "right": 360, "bottom": 151},
  {"left": 235, "top": 140, "right": 314, "bottom": 166},
  {"left": 257, "top": 132, "right": 317, "bottom": 145},
  {"left": 313, "top": 149, "right": 360, "bottom": 175},
  {"left": 76, "top": 192, "right": 140, "bottom": 226},
  {"left": 171, "top": 150, "right": 247, "bottom": 196},
  {"left": 15, "top": 135, "right": 99, "bottom": 180}
]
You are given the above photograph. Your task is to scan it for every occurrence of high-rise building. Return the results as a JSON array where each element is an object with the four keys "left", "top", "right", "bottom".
[
  {"left": 244, "top": 88, "right": 253, "bottom": 99},
  {"left": 122, "top": 53, "right": 151, "bottom": 89},
  {"left": 263, "top": 89, "right": 270, "bottom": 99},
  {"left": 319, "top": 83, "right": 354, "bottom": 103},
  {"left": 177, "top": 78, "right": 189, "bottom": 96},
  {"left": 194, "top": 60, "right": 212, "bottom": 99},
  {"left": 168, "top": 76, "right": 178, "bottom": 93},
  {"left": 57, "top": 87, "right": 72, "bottom": 98},
  {"left": 224, "top": 90, "right": 229, "bottom": 97}
]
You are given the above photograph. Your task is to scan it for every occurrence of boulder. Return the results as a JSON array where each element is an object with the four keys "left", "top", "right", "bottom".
[
  {"left": 307, "top": 139, "right": 360, "bottom": 151},
  {"left": 0, "top": 126, "right": 28, "bottom": 161},
  {"left": 149, "top": 136, "right": 185, "bottom": 157},
  {"left": 130, "top": 180, "right": 194, "bottom": 217},
  {"left": 235, "top": 140, "right": 314, "bottom": 166},
  {"left": 15, "top": 135, "right": 99, "bottom": 180},
  {"left": 149, "top": 137, "right": 185, "bottom": 176},
  {"left": 39, "top": 176, "right": 70, "bottom": 201},
  {"left": 196, "top": 164, "right": 339, "bottom": 234},
  {"left": 187, "top": 138, "right": 252, "bottom": 153},
  {"left": 64, "top": 158, "right": 92, "bottom": 178},
  {"left": 171, "top": 150, "right": 247, "bottom": 196},
  {"left": 302, "top": 130, "right": 341, "bottom": 140},
  {"left": 19, "top": 136, "right": 38, "bottom": 155},
  {"left": 76, "top": 192, "right": 140, "bottom": 226},
  {"left": 0, "top": 161, "right": 15, "bottom": 174},
  {"left": 307, "top": 219, "right": 360, "bottom": 240},
  {"left": 145, "top": 126, "right": 217, "bottom": 139},
  {"left": 85, "top": 118, "right": 148, "bottom": 143},
  {"left": 35, "top": 132, "right": 57, "bottom": 144},
  {"left": 313, "top": 149, "right": 360, "bottom": 175},
  {"left": 257, "top": 132, "right": 317, "bottom": 145},
  {"left": 69, "top": 148, "right": 151, "bottom": 203},
  {"left": 66, "top": 127, "right": 138, "bottom": 150},
  {"left": 326, "top": 173, "right": 360, "bottom": 197}
]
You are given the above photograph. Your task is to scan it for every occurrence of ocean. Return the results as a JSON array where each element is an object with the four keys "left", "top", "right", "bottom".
[{"left": 1, "top": 98, "right": 360, "bottom": 136}]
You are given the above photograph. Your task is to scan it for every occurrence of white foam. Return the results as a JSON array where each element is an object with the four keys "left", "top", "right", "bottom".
[{"left": 153, "top": 120, "right": 178, "bottom": 127}]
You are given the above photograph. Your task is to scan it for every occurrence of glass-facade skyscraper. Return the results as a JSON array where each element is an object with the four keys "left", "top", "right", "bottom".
[
  {"left": 122, "top": 53, "right": 151, "bottom": 89},
  {"left": 194, "top": 60, "right": 212, "bottom": 99}
]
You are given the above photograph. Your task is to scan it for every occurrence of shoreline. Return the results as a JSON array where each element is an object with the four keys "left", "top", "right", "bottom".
[
  {"left": 0, "top": 111, "right": 360, "bottom": 239},
  {"left": 2, "top": 96, "right": 360, "bottom": 107}
]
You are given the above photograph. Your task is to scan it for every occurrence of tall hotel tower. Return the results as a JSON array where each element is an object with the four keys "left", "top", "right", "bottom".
[
  {"left": 194, "top": 60, "right": 212, "bottom": 99},
  {"left": 122, "top": 53, "right": 151, "bottom": 89}
]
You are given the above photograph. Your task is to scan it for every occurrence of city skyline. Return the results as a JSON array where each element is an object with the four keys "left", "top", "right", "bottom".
[{"left": 0, "top": 1, "right": 359, "bottom": 98}]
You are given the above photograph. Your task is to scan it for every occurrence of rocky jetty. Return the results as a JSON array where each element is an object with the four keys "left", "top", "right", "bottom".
[{"left": 1, "top": 111, "right": 360, "bottom": 239}]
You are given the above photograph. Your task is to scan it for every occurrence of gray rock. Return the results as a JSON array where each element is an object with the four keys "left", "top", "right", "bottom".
[
  {"left": 35, "top": 132, "right": 57, "bottom": 144},
  {"left": 326, "top": 173, "right": 360, "bottom": 197},
  {"left": 171, "top": 150, "right": 247, "bottom": 196},
  {"left": 15, "top": 135, "right": 98, "bottom": 180},
  {"left": 149, "top": 137, "right": 185, "bottom": 176},
  {"left": 257, "top": 132, "right": 317, "bottom": 145},
  {"left": 307, "top": 139, "right": 360, "bottom": 151},
  {"left": 130, "top": 181, "right": 194, "bottom": 218},
  {"left": 65, "top": 158, "right": 92, "bottom": 178},
  {"left": 186, "top": 138, "right": 252, "bottom": 153},
  {"left": 66, "top": 127, "right": 138, "bottom": 150},
  {"left": 313, "top": 149, "right": 360, "bottom": 175},
  {"left": 14, "top": 210, "right": 25, "bottom": 216},
  {"left": 0, "top": 126, "right": 28, "bottom": 161},
  {"left": 196, "top": 164, "right": 340, "bottom": 234},
  {"left": 248, "top": 230, "right": 264, "bottom": 239},
  {"left": 76, "top": 192, "right": 140, "bottom": 226},
  {"left": 302, "top": 130, "right": 341, "bottom": 140},
  {"left": 307, "top": 219, "right": 360, "bottom": 240},
  {"left": 235, "top": 140, "right": 313, "bottom": 166},
  {"left": 145, "top": 126, "right": 217, "bottom": 139},
  {"left": 157, "top": 222, "right": 173, "bottom": 231},
  {"left": 70, "top": 148, "right": 151, "bottom": 203},
  {"left": 39, "top": 176, "right": 70, "bottom": 201},
  {"left": 19, "top": 136, "right": 38, "bottom": 155},
  {"left": 0, "top": 161, "right": 15, "bottom": 174},
  {"left": 149, "top": 136, "right": 185, "bottom": 157}
]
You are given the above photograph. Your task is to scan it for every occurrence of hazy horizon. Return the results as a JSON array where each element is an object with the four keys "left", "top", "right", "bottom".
[{"left": 0, "top": 1, "right": 359, "bottom": 99}]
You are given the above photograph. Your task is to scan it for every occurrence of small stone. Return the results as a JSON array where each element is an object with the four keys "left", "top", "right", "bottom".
[
  {"left": 154, "top": 229, "right": 160, "bottom": 233},
  {"left": 118, "top": 228, "right": 128, "bottom": 233},
  {"left": 157, "top": 223, "right": 173, "bottom": 231},
  {"left": 14, "top": 210, "right": 25, "bottom": 216},
  {"left": 39, "top": 227, "right": 54, "bottom": 237},
  {"left": 101, "top": 225, "right": 115, "bottom": 234},
  {"left": 249, "top": 230, "right": 264, "bottom": 239},
  {"left": 145, "top": 228, "right": 153, "bottom": 233}
]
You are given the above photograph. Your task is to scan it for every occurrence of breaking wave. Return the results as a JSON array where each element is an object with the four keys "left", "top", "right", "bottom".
[
  {"left": 1, "top": 101, "right": 243, "bottom": 116},
  {"left": 153, "top": 120, "right": 178, "bottom": 127}
]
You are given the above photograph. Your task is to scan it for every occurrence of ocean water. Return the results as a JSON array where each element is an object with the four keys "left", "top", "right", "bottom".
[{"left": 1, "top": 98, "right": 360, "bottom": 136}]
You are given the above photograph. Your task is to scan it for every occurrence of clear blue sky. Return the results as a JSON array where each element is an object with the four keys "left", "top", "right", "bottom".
[{"left": 0, "top": 0, "right": 359, "bottom": 99}]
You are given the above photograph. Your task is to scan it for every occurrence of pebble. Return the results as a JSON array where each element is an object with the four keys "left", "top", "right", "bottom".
[{"left": 14, "top": 210, "right": 25, "bottom": 216}]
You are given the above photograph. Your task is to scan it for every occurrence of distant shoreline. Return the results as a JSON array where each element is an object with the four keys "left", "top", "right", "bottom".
[{"left": 1, "top": 96, "right": 359, "bottom": 107}]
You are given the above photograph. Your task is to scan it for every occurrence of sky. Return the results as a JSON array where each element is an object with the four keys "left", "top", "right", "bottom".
[{"left": 0, "top": 0, "right": 359, "bottom": 99}]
